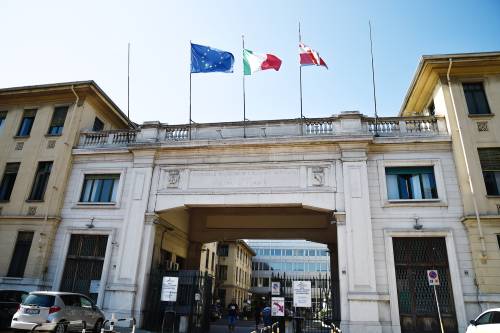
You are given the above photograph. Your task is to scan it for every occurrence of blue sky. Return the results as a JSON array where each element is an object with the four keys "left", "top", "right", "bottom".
[{"left": 1, "top": 0, "right": 499, "bottom": 124}]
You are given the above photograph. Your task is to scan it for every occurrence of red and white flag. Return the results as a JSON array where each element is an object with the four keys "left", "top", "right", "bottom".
[{"left": 299, "top": 43, "right": 328, "bottom": 69}]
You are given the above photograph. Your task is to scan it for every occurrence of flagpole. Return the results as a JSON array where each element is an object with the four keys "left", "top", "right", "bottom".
[
  {"left": 299, "top": 22, "right": 304, "bottom": 135},
  {"left": 127, "top": 42, "right": 130, "bottom": 120},
  {"left": 369, "top": 20, "right": 379, "bottom": 137},
  {"left": 242, "top": 34, "right": 246, "bottom": 138},
  {"left": 189, "top": 40, "right": 192, "bottom": 140}
]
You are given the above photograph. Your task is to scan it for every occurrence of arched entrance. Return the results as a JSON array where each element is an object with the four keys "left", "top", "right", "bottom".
[{"left": 143, "top": 203, "right": 341, "bottom": 332}]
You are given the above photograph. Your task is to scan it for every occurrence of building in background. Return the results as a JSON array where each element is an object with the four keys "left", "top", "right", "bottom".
[
  {"left": 0, "top": 81, "right": 132, "bottom": 292},
  {"left": 247, "top": 240, "right": 330, "bottom": 295},
  {"left": 200, "top": 242, "right": 218, "bottom": 277},
  {"left": 400, "top": 52, "right": 500, "bottom": 310},
  {"left": 215, "top": 240, "right": 255, "bottom": 308}
]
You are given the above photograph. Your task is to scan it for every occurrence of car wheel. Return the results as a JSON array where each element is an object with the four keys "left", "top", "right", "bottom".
[
  {"left": 94, "top": 319, "right": 103, "bottom": 333},
  {"left": 55, "top": 321, "right": 67, "bottom": 333}
]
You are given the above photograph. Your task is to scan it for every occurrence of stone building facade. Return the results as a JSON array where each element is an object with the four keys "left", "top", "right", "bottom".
[
  {"left": 401, "top": 52, "right": 500, "bottom": 310},
  {"left": 43, "top": 110, "right": 477, "bottom": 333}
]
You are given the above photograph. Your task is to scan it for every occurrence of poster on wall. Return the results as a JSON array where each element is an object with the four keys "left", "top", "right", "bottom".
[
  {"left": 271, "top": 282, "right": 280, "bottom": 295},
  {"left": 292, "top": 281, "right": 311, "bottom": 307},
  {"left": 271, "top": 297, "right": 285, "bottom": 316},
  {"left": 161, "top": 276, "right": 179, "bottom": 301}
]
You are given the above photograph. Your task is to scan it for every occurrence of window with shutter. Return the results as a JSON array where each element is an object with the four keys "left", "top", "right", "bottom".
[
  {"left": 48, "top": 106, "right": 68, "bottom": 135},
  {"left": 0, "top": 163, "right": 20, "bottom": 201},
  {"left": 28, "top": 162, "right": 53, "bottom": 201},
  {"left": 17, "top": 109, "right": 36, "bottom": 136},
  {"left": 463, "top": 82, "right": 491, "bottom": 115},
  {"left": 7, "top": 231, "right": 34, "bottom": 277},
  {"left": 478, "top": 148, "right": 500, "bottom": 195}
]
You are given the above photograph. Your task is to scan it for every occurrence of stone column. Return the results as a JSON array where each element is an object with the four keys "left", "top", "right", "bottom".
[
  {"left": 328, "top": 243, "right": 341, "bottom": 324},
  {"left": 339, "top": 143, "right": 381, "bottom": 333}
]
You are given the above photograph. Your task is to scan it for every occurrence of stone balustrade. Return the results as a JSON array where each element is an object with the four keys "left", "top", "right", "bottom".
[{"left": 77, "top": 113, "right": 448, "bottom": 148}]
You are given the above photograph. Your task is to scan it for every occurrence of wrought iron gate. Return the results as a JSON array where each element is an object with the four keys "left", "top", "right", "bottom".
[
  {"left": 59, "top": 234, "right": 108, "bottom": 302},
  {"left": 270, "top": 273, "right": 336, "bottom": 333},
  {"left": 143, "top": 269, "right": 213, "bottom": 333},
  {"left": 393, "top": 237, "right": 457, "bottom": 333}
]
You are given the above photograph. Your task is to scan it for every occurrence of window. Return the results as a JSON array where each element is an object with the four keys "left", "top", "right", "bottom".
[
  {"left": 17, "top": 109, "right": 36, "bottom": 136},
  {"left": 478, "top": 148, "right": 500, "bottom": 195},
  {"left": 92, "top": 117, "right": 104, "bottom": 131},
  {"left": 28, "top": 161, "right": 53, "bottom": 201},
  {"left": 0, "top": 111, "right": 6, "bottom": 133},
  {"left": 80, "top": 296, "right": 93, "bottom": 309},
  {"left": 271, "top": 249, "right": 281, "bottom": 256},
  {"left": 308, "top": 249, "right": 315, "bottom": 256},
  {"left": 284, "top": 249, "right": 293, "bottom": 256},
  {"left": 205, "top": 249, "right": 210, "bottom": 269},
  {"left": 386, "top": 166, "right": 437, "bottom": 200},
  {"left": 22, "top": 294, "right": 54, "bottom": 307},
  {"left": 60, "top": 295, "right": 82, "bottom": 307},
  {"left": 218, "top": 265, "right": 227, "bottom": 280},
  {"left": 294, "top": 249, "right": 304, "bottom": 256},
  {"left": 211, "top": 252, "right": 215, "bottom": 271},
  {"left": 48, "top": 106, "right": 68, "bottom": 135},
  {"left": 7, "top": 231, "right": 34, "bottom": 277},
  {"left": 463, "top": 82, "right": 491, "bottom": 115},
  {"left": 497, "top": 235, "right": 500, "bottom": 250},
  {"left": 427, "top": 100, "right": 435, "bottom": 116},
  {"left": 217, "top": 244, "right": 229, "bottom": 256},
  {"left": 475, "top": 312, "right": 492, "bottom": 325},
  {"left": 0, "top": 163, "right": 20, "bottom": 201},
  {"left": 80, "top": 174, "right": 119, "bottom": 203}
]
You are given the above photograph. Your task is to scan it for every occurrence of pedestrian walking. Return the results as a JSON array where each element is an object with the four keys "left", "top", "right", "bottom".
[
  {"left": 227, "top": 299, "right": 239, "bottom": 332},
  {"left": 254, "top": 303, "right": 262, "bottom": 330}
]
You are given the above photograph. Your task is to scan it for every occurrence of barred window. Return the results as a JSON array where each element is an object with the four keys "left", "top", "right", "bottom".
[
  {"left": 80, "top": 174, "right": 120, "bottom": 203},
  {"left": 48, "top": 106, "right": 68, "bottom": 135},
  {"left": 7, "top": 231, "right": 34, "bottom": 277},
  {"left": 28, "top": 161, "right": 53, "bottom": 201},
  {"left": 478, "top": 148, "right": 500, "bottom": 195}
]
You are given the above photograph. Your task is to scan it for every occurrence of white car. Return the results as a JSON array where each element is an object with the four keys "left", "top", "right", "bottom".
[
  {"left": 11, "top": 291, "right": 104, "bottom": 332},
  {"left": 466, "top": 308, "right": 500, "bottom": 333}
]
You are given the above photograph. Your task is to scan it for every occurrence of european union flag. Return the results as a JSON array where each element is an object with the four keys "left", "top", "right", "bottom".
[{"left": 191, "top": 43, "right": 234, "bottom": 73}]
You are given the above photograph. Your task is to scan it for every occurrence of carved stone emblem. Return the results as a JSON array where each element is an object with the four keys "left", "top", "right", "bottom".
[
  {"left": 27, "top": 206, "right": 37, "bottom": 216},
  {"left": 47, "top": 140, "right": 56, "bottom": 149},
  {"left": 477, "top": 121, "right": 488, "bottom": 132},
  {"left": 312, "top": 167, "right": 325, "bottom": 186},
  {"left": 167, "top": 170, "right": 180, "bottom": 188},
  {"left": 15, "top": 142, "right": 24, "bottom": 150}
]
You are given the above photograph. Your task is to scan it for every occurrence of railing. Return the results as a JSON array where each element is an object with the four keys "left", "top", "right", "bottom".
[
  {"left": 367, "top": 116, "right": 439, "bottom": 136},
  {"left": 165, "top": 125, "right": 190, "bottom": 141},
  {"left": 80, "top": 130, "right": 137, "bottom": 147},
  {"left": 77, "top": 115, "right": 446, "bottom": 148},
  {"left": 305, "top": 118, "right": 334, "bottom": 135}
]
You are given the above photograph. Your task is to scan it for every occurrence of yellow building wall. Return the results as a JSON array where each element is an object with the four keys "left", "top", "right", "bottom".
[{"left": 0, "top": 85, "right": 130, "bottom": 283}]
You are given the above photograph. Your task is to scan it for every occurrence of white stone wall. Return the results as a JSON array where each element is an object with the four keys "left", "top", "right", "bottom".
[{"left": 45, "top": 133, "right": 476, "bottom": 332}]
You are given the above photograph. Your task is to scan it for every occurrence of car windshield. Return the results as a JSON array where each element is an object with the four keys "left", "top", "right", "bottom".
[{"left": 22, "top": 294, "right": 55, "bottom": 307}]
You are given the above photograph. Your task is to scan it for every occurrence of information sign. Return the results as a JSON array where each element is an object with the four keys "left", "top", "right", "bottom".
[
  {"left": 293, "top": 281, "right": 312, "bottom": 307},
  {"left": 161, "top": 276, "right": 179, "bottom": 301}
]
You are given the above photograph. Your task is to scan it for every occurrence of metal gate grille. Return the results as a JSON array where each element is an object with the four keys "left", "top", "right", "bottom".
[
  {"left": 270, "top": 273, "right": 335, "bottom": 333},
  {"left": 142, "top": 269, "right": 213, "bottom": 333},
  {"left": 60, "top": 234, "right": 108, "bottom": 302},
  {"left": 393, "top": 237, "right": 457, "bottom": 333}
]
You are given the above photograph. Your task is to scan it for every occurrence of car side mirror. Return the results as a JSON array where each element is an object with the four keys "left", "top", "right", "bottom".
[
  {"left": 92, "top": 305, "right": 99, "bottom": 310},
  {"left": 469, "top": 319, "right": 476, "bottom": 326}
]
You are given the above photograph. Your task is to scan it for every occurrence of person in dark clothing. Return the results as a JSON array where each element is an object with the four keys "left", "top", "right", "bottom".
[
  {"left": 227, "top": 299, "right": 239, "bottom": 332},
  {"left": 254, "top": 304, "right": 262, "bottom": 329}
]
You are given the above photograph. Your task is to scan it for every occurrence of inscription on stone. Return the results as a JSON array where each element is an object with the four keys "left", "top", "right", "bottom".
[{"left": 188, "top": 168, "right": 300, "bottom": 189}]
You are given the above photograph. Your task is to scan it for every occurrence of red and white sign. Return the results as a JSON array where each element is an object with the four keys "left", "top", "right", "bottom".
[{"left": 427, "top": 270, "right": 440, "bottom": 286}]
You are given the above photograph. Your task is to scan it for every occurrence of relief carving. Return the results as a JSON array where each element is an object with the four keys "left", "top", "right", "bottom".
[
  {"left": 167, "top": 169, "right": 180, "bottom": 188},
  {"left": 312, "top": 167, "right": 325, "bottom": 186}
]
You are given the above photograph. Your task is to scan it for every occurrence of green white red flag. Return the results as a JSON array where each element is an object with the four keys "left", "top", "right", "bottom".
[{"left": 243, "top": 49, "right": 282, "bottom": 75}]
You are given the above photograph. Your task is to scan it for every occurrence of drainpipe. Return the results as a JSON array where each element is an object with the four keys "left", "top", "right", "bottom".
[{"left": 446, "top": 59, "right": 487, "bottom": 260}]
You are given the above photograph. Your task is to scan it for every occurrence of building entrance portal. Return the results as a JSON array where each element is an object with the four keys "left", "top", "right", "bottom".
[{"left": 147, "top": 204, "right": 341, "bottom": 331}]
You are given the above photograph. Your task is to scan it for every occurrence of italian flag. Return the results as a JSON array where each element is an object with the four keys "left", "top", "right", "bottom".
[{"left": 243, "top": 49, "right": 282, "bottom": 75}]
